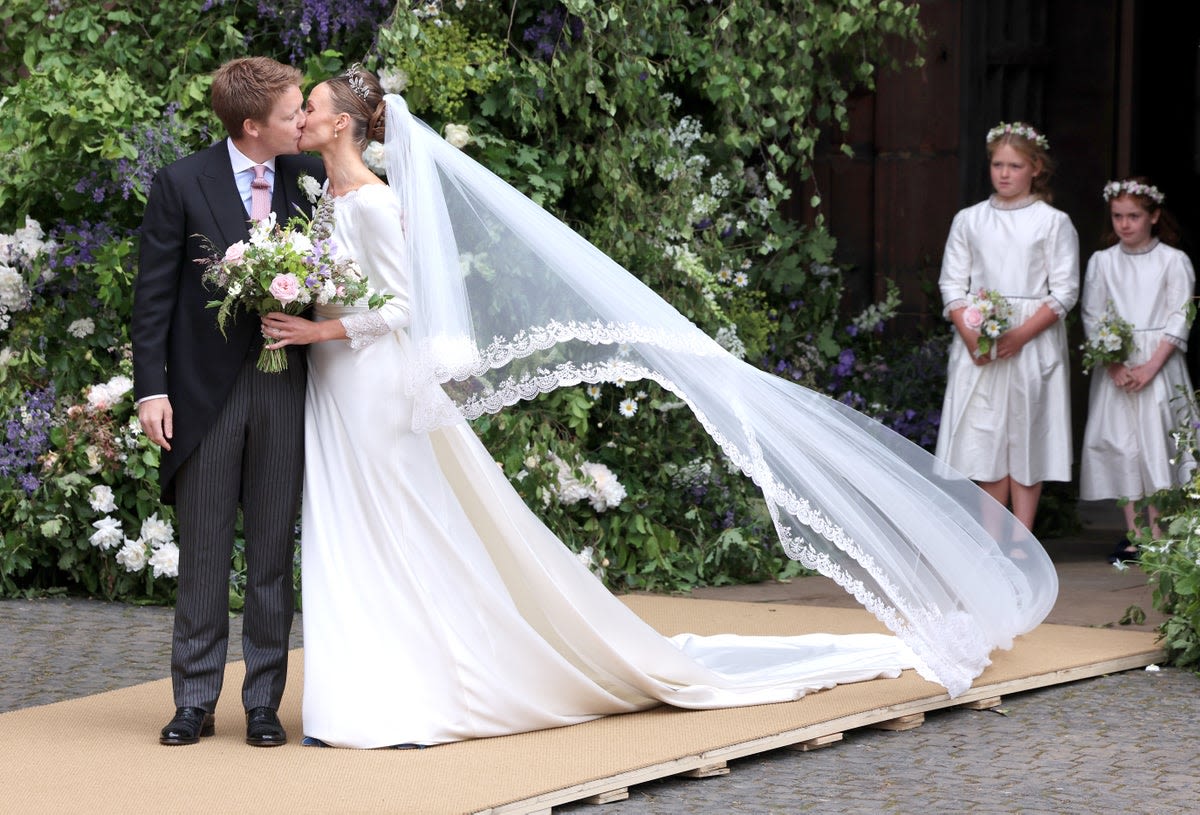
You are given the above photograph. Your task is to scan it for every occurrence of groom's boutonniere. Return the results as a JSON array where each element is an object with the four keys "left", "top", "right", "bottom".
[{"left": 298, "top": 173, "right": 323, "bottom": 204}]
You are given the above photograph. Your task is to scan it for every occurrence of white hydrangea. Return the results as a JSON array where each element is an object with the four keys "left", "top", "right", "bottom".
[
  {"left": 689, "top": 193, "right": 718, "bottom": 221},
  {"left": 714, "top": 326, "right": 746, "bottom": 359},
  {"left": 89, "top": 517, "right": 124, "bottom": 551},
  {"left": 148, "top": 541, "right": 180, "bottom": 578},
  {"left": 88, "top": 484, "right": 117, "bottom": 513},
  {"left": 67, "top": 317, "right": 95, "bottom": 338},
  {"left": 669, "top": 116, "right": 704, "bottom": 150},
  {"left": 667, "top": 457, "right": 713, "bottom": 489},
  {"left": 0, "top": 217, "right": 50, "bottom": 268},
  {"left": 377, "top": 67, "right": 409, "bottom": 95},
  {"left": 0, "top": 265, "right": 30, "bottom": 311},
  {"left": 709, "top": 172, "right": 731, "bottom": 198}
]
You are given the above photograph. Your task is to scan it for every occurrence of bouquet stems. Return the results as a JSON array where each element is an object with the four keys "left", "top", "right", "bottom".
[{"left": 257, "top": 338, "right": 288, "bottom": 373}]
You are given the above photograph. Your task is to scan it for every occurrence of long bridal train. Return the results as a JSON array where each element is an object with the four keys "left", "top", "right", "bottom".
[{"left": 298, "top": 92, "right": 1058, "bottom": 748}]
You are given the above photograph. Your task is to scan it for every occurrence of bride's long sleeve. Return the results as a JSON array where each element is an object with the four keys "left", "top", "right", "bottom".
[{"left": 341, "top": 188, "right": 411, "bottom": 349}]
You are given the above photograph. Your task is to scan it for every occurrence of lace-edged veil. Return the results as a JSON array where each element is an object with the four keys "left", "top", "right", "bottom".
[{"left": 381, "top": 94, "right": 1058, "bottom": 697}]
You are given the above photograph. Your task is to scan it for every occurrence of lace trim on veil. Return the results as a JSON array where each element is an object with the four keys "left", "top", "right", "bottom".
[
  {"left": 382, "top": 93, "right": 1055, "bottom": 700},
  {"left": 417, "top": 329, "right": 990, "bottom": 696}
]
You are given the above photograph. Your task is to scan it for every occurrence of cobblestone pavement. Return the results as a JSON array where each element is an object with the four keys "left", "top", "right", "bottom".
[
  {"left": 0, "top": 598, "right": 303, "bottom": 712},
  {"left": 2, "top": 596, "right": 1196, "bottom": 814}
]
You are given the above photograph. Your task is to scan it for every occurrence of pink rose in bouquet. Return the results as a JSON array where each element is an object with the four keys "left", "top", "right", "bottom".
[
  {"left": 223, "top": 240, "right": 248, "bottom": 264},
  {"left": 200, "top": 205, "right": 388, "bottom": 373},
  {"left": 963, "top": 288, "right": 1012, "bottom": 358},
  {"left": 269, "top": 273, "right": 301, "bottom": 305}
]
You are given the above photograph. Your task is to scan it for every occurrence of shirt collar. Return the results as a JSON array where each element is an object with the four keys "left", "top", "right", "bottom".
[{"left": 226, "top": 139, "right": 278, "bottom": 175}]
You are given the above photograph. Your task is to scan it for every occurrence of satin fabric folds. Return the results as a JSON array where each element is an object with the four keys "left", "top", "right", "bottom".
[{"left": 300, "top": 98, "right": 1061, "bottom": 747}]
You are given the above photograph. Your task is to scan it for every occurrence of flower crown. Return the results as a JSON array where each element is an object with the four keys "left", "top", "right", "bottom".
[
  {"left": 986, "top": 122, "right": 1049, "bottom": 151},
  {"left": 344, "top": 64, "right": 369, "bottom": 101},
  {"left": 1103, "top": 180, "right": 1165, "bottom": 205}
]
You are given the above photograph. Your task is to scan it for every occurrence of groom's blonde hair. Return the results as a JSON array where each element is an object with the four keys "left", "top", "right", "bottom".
[{"left": 211, "top": 57, "right": 302, "bottom": 139}]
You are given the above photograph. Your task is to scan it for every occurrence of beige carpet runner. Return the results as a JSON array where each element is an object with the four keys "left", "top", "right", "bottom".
[{"left": 2, "top": 596, "right": 1161, "bottom": 814}]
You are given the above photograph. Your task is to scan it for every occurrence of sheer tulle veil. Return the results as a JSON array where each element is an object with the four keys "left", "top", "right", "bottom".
[{"left": 380, "top": 94, "right": 1057, "bottom": 697}]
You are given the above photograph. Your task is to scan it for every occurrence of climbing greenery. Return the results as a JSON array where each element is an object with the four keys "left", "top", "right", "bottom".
[{"left": 1, "top": 1, "right": 928, "bottom": 600}]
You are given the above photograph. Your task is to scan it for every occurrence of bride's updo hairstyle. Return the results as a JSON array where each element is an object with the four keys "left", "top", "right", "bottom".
[{"left": 325, "top": 64, "right": 386, "bottom": 148}]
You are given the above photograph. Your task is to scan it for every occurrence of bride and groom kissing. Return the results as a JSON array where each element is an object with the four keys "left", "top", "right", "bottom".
[{"left": 133, "top": 56, "right": 1057, "bottom": 750}]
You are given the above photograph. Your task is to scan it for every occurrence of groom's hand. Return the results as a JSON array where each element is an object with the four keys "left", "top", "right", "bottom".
[{"left": 138, "top": 397, "right": 174, "bottom": 451}]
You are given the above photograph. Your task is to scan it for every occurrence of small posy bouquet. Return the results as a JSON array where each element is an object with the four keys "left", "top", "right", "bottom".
[
  {"left": 1080, "top": 301, "right": 1135, "bottom": 373},
  {"left": 201, "top": 207, "right": 385, "bottom": 372},
  {"left": 961, "top": 288, "right": 1012, "bottom": 359}
]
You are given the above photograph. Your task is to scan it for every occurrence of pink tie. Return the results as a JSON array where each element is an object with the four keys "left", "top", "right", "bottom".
[{"left": 250, "top": 164, "right": 271, "bottom": 221}]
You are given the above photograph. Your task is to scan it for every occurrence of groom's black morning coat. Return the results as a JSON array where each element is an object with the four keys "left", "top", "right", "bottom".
[{"left": 132, "top": 141, "right": 325, "bottom": 503}]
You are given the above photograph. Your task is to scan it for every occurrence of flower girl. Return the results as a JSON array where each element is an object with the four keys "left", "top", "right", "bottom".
[
  {"left": 1079, "top": 177, "right": 1197, "bottom": 561},
  {"left": 936, "top": 122, "right": 1080, "bottom": 531}
]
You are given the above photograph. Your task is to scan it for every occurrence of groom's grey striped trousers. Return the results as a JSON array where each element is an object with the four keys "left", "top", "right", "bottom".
[{"left": 170, "top": 352, "right": 306, "bottom": 712}]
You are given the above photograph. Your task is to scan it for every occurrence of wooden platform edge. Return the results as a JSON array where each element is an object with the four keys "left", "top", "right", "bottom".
[{"left": 475, "top": 646, "right": 1164, "bottom": 815}]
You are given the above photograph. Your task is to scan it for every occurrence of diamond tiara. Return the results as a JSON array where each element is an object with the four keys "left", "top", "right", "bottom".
[{"left": 344, "top": 64, "right": 369, "bottom": 101}]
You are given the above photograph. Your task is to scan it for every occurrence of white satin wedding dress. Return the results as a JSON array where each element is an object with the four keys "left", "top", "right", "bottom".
[{"left": 299, "top": 185, "right": 918, "bottom": 749}]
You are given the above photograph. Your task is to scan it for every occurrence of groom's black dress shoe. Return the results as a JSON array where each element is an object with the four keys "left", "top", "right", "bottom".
[
  {"left": 160, "top": 707, "right": 215, "bottom": 745},
  {"left": 245, "top": 706, "right": 287, "bottom": 747}
]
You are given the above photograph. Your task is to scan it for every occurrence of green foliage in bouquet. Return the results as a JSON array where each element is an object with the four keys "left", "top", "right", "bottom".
[{"left": 1080, "top": 301, "right": 1135, "bottom": 373}]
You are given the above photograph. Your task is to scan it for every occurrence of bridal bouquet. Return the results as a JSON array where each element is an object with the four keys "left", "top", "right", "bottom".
[
  {"left": 201, "top": 211, "right": 386, "bottom": 372},
  {"left": 961, "top": 288, "right": 1012, "bottom": 359},
  {"left": 1080, "top": 301, "right": 1135, "bottom": 373}
]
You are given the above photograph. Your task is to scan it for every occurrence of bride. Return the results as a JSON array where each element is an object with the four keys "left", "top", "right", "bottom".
[{"left": 261, "top": 67, "right": 1058, "bottom": 749}]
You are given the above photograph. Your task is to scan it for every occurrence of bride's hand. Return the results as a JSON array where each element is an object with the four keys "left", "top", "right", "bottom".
[{"left": 262, "top": 312, "right": 320, "bottom": 348}]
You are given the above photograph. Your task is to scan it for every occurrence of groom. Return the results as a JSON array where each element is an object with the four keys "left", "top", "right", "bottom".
[{"left": 132, "top": 57, "right": 325, "bottom": 747}]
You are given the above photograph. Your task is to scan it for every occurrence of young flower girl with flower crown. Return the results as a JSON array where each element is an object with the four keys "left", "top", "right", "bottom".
[
  {"left": 1079, "top": 177, "right": 1197, "bottom": 562},
  {"left": 936, "top": 122, "right": 1080, "bottom": 532}
]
